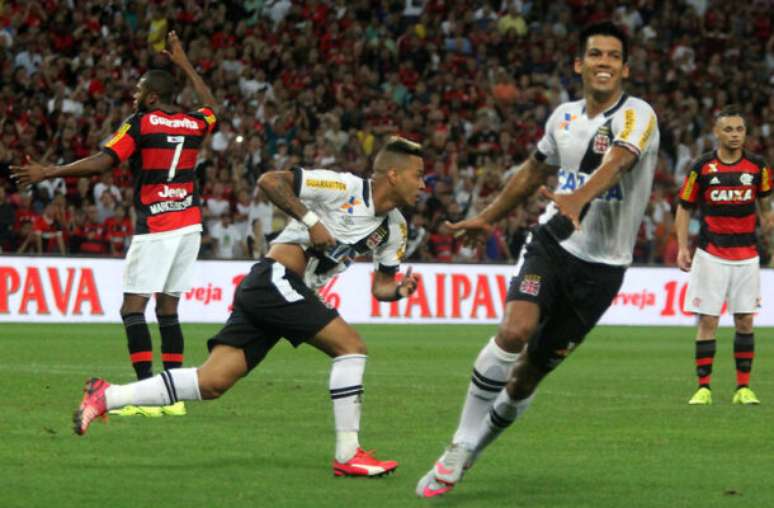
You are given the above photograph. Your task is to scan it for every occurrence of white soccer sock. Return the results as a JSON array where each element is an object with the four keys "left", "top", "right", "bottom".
[
  {"left": 105, "top": 368, "right": 202, "bottom": 409},
  {"left": 473, "top": 388, "right": 535, "bottom": 455},
  {"left": 329, "top": 354, "right": 367, "bottom": 463},
  {"left": 452, "top": 337, "right": 519, "bottom": 448}
]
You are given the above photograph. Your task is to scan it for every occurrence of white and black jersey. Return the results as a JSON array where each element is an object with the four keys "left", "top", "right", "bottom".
[
  {"left": 536, "top": 93, "right": 659, "bottom": 266},
  {"left": 271, "top": 168, "right": 408, "bottom": 289}
]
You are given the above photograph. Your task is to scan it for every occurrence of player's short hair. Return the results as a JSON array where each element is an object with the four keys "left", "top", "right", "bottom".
[
  {"left": 142, "top": 69, "right": 177, "bottom": 103},
  {"left": 579, "top": 22, "right": 629, "bottom": 62},
  {"left": 373, "top": 136, "right": 423, "bottom": 175},
  {"left": 715, "top": 105, "right": 745, "bottom": 124}
]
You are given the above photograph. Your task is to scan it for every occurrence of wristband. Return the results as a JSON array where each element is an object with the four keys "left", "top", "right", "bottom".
[
  {"left": 393, "top": 285, "right": 404, "bottom": 300},
  {"left": 301, "top": 211, "right": 320, "bottom": 228}
]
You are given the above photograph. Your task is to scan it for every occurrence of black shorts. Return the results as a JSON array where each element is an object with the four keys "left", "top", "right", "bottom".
[
  {"left": 507, "top": 226, "right": 625, "bottom": 371},
  {"left": 207, "top": 258, "right": 339, "bottom": 371}
]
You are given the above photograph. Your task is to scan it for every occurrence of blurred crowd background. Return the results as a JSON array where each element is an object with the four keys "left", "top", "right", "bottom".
[{"left": 0, "top": 0, "right": 772, "bottom": 266}]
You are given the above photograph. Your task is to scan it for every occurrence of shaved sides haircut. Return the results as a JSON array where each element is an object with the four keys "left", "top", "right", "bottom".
[{"left": 373, "top": 137, "right": 423, "bottom": 176}]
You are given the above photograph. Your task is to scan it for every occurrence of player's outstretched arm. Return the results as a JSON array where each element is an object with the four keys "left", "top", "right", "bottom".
[
  {"left": 445, "top": 154, "right": 555, "bottom": 240},
  {"left": 10, "top": 152, "right": 113, "bottom": 188},
  {"left": 542, "top": 145, "right": 636, "bottom": 230},
  {"left": 675, "top": 203, "right": 693, "bottom": 272},
  {"left": 258, "top": 170, "right": 335, "bottom": 249},
  {"left": 163, "top": 31, "right": 218, "bottom": 113},
  {"left": 372, "top": 267, "right": 419, "bottom": 302}
]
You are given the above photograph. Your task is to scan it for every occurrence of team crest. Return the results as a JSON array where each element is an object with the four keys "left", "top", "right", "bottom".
[
  {"left": 739, "top": 173, "right": 753, "bottom": 186},
  {"left": 519, "top": 274, "right": 541, "bottom": 296},
  {"left": 364, "top": 224, "right": 388, "bottom": 250},
  {"left": 592, "top": 126, "right": 611, "bottom": 154},
  {"left": 692, "top": 297, "right": 702, "bottom": 307},
  {"left": 708, "top": 163, "right": 718, "bottom": 173}
]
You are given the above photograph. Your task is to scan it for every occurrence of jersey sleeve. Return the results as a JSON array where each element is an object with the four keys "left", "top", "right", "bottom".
[
  {"left": 101, "top": 114, "right": 141, "bottom": 164},
  {"left": 678, "top": 160, "right": 702, "bottom": 208},
  {"left": 373, "top": 211, "right": 408, "bottom": 275},
  {"left": 291, "top": 167, "right": 352, "bottom": 206},
  {"left": 188, "top": 107, "right": 218, "bottom": 135},
  {"left": 535, "top": 108, "right": 561, "bottom": 166},
  {"left": 611, "top": 100, "right": 658, "bottom": 159},
  {"left": 758, "top": 160, "right": 771, "bottom": 198}
]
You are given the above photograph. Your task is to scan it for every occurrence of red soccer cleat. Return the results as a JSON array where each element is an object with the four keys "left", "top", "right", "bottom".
[
  {"left": 73, "top": 378, "right": 110, "bottom": 436},
  {"left": 332, "top": 448, "right": 399, "bottom": 477}
]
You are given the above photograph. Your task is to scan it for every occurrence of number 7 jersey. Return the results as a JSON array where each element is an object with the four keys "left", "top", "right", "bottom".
[{"left": 100, "top": 107, "right": 217, "bottom": 235}]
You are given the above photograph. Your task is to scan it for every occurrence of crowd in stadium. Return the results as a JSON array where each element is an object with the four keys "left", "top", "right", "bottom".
[{"left": 0, "top": 0, "right": 772, "bottom": 265}]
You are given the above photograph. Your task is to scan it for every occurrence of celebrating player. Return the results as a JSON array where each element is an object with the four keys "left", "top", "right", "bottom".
[
  {"left": 73, "top": 137, "right": 423, "bottom": 478},
  {"left": 676, "top": 106, "right": 771, "bottom": 406},
  {"left": 11, "top": 32, "right": 217, "bottom": 417},
  {"left": 416, "top": 22, "right": 659, "bottom": 498}
]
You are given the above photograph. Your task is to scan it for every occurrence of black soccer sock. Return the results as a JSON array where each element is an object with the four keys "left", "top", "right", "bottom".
[
  {"left": 695, "top": 339, "right": 716, "bottom": 388},
  {"left": 734, "top": 332, "right": 754, "bottom": 388},
  {"left": 123, "top": 312, "right": 153, "bottom": 380},
  {"left": 158, "top": 313, "right": 184, "bottom": 371}
]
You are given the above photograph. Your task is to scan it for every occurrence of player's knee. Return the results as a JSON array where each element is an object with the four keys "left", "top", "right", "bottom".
[
  {"left": 338, "top": 334, "right": 367, "bottom": 356},
  {"left": 497, "top": 322, "right": 534, "bottom": 351}
]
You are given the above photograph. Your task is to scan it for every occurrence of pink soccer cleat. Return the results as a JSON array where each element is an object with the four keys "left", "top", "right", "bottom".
[
  {"left": 332, "top": 448, "right": 399, "bottom": 477},
  {"left": 73, "top": 378, "right": 110, "bottom": 436}
]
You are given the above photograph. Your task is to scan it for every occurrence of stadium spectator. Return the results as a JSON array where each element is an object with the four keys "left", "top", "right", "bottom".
[
  {"left": 417, "top": 23, "right": 660, "bottom": 498},
  {"left": 11, "top": 31, "right": 218, "bottom": 419},
  {"left": 0, "top": 0, "right": 770, "bottom": 264},
  {"left": 34, "top": 202, "right": 66, "bottom": 254},
  {"left": 676, "top": 107, "right": 771, "bottom": 407},
  {"left": 0, "top": 186, "right": 14, "bottom": 251},
  {"left": 207, "top": 211, "right": 246, "bottom": 259},
  {"left": 73, "top": 137, "right": 424, "bottom": 481},
  {"left": 104, "top": 204, "right": 133, "bottom": 256}
]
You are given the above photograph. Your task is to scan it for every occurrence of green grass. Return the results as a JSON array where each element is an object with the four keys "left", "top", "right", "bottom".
[{"left": 2, "top": 323, "right": 773, "bottom": 507}]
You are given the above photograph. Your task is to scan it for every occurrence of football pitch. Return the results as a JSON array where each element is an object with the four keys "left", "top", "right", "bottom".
[{"left": 2, "top": 323, "right": 773, "bottom": 508}]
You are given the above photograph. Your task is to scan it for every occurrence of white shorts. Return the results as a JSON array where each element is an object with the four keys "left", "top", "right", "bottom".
[
  {"left": 123, "top": 230, "right": 201, "bottom": 296},
  {"left": 684, "top": 248, "right": 760, "bottom": 316}
]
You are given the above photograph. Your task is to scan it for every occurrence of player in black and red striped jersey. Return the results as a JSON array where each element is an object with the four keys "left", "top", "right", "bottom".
[
  {"left": 676, "top": 106, "right": 772, "bottom": 406},
  {"left": 11, "top": 31, "right": 217, "bottom": 417}
]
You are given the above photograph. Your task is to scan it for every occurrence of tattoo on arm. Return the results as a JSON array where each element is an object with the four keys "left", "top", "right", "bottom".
[{"left": 259, "top": 173, "right": 308, "bottom": 220}]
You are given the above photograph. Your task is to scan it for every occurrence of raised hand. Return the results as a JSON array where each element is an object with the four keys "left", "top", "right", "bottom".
[
  {"left": 162, "top": 31, "right": 190, "bottom": 69},
  {"left": 10, "top": 156, "right": 48, "bottom": 188}
]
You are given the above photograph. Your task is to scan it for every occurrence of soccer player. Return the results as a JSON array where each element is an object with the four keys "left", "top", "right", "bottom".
[
  {"left": 11, "top": 32, "right": 216, "bottom": 417},
  {"left": 73, "top": 137, "right": 424, "bottom": 478},
  {"left": 676, "top": 106, "right": 771, "bottom": 406},
  {"left": 416, "top": 22, "right": 659, "bottom": 498}
]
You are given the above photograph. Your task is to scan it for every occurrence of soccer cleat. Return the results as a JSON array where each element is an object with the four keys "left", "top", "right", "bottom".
[
  {"left": 73, "top": 378, "right": 110, "bottom": 435},
  {"left": 416, "top": 443, "right": 474, "bottom": 498},
  {"left": 416, "top": 469, "right": 455, "bottom": 498},
  {"left": 161, "top": 401, "right": 187, "bottom": 416},
  {"left": 688, "top": 387, "right": 712, "bottom": 405},
  {"left": 108, "top": 405, "right": 163, "bottom": 417},
  {"left": 732, "top": 387, "right": 760, "bottom": 405},
  {"left": 332, "top": 448, "right": 398, "bottom": 477}
]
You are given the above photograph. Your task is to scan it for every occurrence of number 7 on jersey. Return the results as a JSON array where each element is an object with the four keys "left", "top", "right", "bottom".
[{"left": 167, "top": 136, "right": 185, "bottom": 181}]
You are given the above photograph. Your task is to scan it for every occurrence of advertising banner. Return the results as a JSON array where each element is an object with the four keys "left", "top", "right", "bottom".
[{"left": 1, "top": 257, "right": 772, "bottom": 326}]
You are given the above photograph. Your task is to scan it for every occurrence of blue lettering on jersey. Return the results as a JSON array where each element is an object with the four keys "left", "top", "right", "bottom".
[{"left": 557, "top": 168, "right": 623, "bottom": 201}]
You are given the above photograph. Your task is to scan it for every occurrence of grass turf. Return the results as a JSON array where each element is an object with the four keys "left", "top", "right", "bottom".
[{"left": 1, "top": 323, "right": 772, "bottom": 507}]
